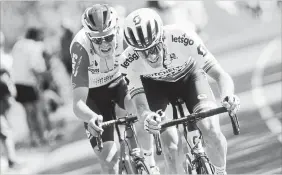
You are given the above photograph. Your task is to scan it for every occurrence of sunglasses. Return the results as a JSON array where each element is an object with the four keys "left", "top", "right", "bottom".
[
  {"left": 88, "top": 34, "right": 115, "bottom": 45},
  {"left": 135, "top": 42, "right": 163, "bottom": 57}
]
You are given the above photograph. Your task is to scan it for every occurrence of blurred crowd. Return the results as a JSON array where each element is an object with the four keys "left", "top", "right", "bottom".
[{"left": 0, "top": 0, "right": 280, "bottom": 171}]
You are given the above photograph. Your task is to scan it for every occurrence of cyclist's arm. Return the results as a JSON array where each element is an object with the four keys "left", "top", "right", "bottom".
[
  {"left": 131, "top": 88, "right": 152, "bottom": 119},
  {"left": 206, "top": 64, "right": 235, "bottom": 99},
  {"left": 71, "top": 42, "right": 98, "bottom": 123},
  {"left": 120, "top": 65, "right": 150, "bottom": 118},
  {"left": 185, "top": 29, "right": 235, "bottom": 99}
]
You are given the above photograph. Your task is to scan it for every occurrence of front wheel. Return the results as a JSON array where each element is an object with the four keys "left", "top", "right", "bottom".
[
  {"left": 135, "top": 160, "right": 151, "bottom": 174},
  {"left": 197, "top": 157, "right": 214, "bottom": 174}
]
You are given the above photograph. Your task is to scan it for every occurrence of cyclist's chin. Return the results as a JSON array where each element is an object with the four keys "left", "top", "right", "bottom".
[
  {"left": 99, "top": 47, "right": 114, "bottom": 57},
  {"left": 146, "top": 56, "right": 163, "bottom": 68}
]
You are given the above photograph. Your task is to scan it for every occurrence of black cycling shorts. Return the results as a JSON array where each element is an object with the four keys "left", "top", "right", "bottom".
[
  {"left": 141, "top": 68, "right": 217, "bottom": 115},
  {"left": 84, "top": 76, "right": 129, "bottom": 148},
  {"left": 15, "top": 84, "right": 39, "bottom": 103}
]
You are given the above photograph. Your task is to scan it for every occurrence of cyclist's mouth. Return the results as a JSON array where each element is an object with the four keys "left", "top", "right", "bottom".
[
  {"left": 148, "top": 56, "right": 159, "bottom": 63},
  {"left": 101, "top": 47, "right": 111, "bottom": 53}
]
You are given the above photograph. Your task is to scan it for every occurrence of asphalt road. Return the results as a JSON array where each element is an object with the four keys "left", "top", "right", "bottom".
[{"left": 38, "top": 37, "right": 282, "bottom": 174}]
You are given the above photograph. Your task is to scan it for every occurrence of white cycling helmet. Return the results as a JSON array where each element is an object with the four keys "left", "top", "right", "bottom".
[
  {"left": 81, "top": 4, "right": 118, "bottom": 38},
  {"left": 123, "top": 8, "right": 163, "bottom": 50}
]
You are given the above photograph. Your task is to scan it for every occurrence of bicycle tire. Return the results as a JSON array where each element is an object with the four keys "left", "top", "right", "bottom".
[
  {"left": 197, "top": 157, "right": 214, "bottom": 175},
  {"left": 119, "top": 159, "right": 129, "bottom": 174},
  {"left": 183, "top": 154, "right": 194, "bottom": 174},
  {"left": 135, "top": 159, "right": 151, "bottom": 174}
]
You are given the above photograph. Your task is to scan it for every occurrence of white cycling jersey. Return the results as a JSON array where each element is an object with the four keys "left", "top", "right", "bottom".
[{"left": 119, "top": 24, "right": 218, "bottom": 97}]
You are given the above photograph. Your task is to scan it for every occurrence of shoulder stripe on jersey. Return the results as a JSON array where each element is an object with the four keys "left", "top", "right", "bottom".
[{"left": 130, "top": 87, "right": 145, "bottom": 99}]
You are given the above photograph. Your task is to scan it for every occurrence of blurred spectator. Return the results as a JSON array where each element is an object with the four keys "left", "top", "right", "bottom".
[
  {"left": 40, "top": 52, "right": 64, "bottom": 144},
  {"left": 60, "top": 23, "right": 74, "bottom": 76},
  {"left": 0, "top": 31, "right": 22, "bottom": 169},
  {"left": 11, "top": 27, "right": 47, "bottom": 147},
  {"left": 0, "top": 81, "right": 22, "bottom": 169},
  {"left": 147, "top": 1, "right": 208, "bottom": 32}
]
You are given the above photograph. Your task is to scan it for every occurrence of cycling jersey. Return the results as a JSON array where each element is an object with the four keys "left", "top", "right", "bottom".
[
  {"left": 119, "top": 24, "right": 218, "bottom": 97},
  {"left": 70, "top": 28, "right": 125, "bottom": 88}
]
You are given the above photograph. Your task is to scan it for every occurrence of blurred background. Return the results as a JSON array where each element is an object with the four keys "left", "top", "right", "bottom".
[{"left": 0, "top": 0, "right": 281, "bottom": 174}]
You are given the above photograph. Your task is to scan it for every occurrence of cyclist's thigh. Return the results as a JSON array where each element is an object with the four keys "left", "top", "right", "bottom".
[
  {"left": 85, "top": 89, "right": 115, "bottom": 149},
  {"left": 140, "top": 77, "right": 169, "bottom": 112},
  {"left": 111, "top": 76, "right": 130, "bottom": 110},
  {"left": 181, "top": 69, "right": 220, "bottom": 130},
  {"left": 181, "top": 69, "right": 217, "bottom": 113}
]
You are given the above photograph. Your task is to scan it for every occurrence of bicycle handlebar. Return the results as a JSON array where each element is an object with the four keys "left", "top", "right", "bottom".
[
  {"left": 95, "top": 115, "right": 138, "bottom": 151},
  {"left": 161, "top": 107, "right": 240, "bottom": 135}
]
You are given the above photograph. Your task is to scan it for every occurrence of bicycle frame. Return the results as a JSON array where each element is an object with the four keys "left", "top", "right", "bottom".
[
  {"left": 173, "top": 99, "right": 212, "bottom": 174},
  {"left": 96, "top": 102, "right": 150, "bottom": 174},
  {"left": 116, "top": 118, "right": 144, "bottom": 174}
]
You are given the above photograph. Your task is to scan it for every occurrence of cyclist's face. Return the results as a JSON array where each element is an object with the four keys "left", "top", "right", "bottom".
[
  {"left": 88, "top": 32, "right": 117, "bottom": 58},
  {"left": 136, "top": 42, "right": 164, "bottom": 68}
]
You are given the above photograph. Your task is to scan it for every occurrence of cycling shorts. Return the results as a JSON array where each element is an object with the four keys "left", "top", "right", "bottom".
[
  {"left": 15, "top": 84, "right": 39, "bottom": 103},
  {"left": 84, "top": 75, "right": 129, "bottom": 148},
  {"left": 141, "top": 68, "right": 217, "bottom": 115}
]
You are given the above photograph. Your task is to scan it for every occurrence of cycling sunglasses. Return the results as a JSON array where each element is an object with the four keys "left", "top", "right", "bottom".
[
  {"left": 135, "top": 42, "right": 163, "bottom": 57},
  {"left": 88, "top": 34, "right": 115, "bottom": 45}
]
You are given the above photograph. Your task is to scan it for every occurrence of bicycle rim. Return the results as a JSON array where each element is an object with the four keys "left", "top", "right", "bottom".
[{"left": 135, "top": 160, "right": 151, "bottom": 174}]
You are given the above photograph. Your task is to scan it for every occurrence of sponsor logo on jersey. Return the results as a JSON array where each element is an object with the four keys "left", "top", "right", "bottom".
[
  {"left": 72, "top": 53, "right": 82, "bottom": 77},
  {"left": 197, "top": 44, "right": 207, "bottom": 57},
  {"left": 164, "top": 53, "right": 178, "bottom": 68},
  {"left": 197, "top": 94, "right": 207, "bottom": 100},
  {"left": 171, "top": 34, "right": 194, "bottom": 46},
  {"left": 121, "top": 52, "right": 139, "bottom": 69},
  {"left": 89, "top": 60, "right": 99, "bottom": 74},
  {"left": 144, "top": 61, "right": 191, "bottom": 81}
]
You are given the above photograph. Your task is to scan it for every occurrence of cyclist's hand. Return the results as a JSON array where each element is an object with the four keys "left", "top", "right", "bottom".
[
  {"left": 222, "top": 95, "right": 240, "bottom": 116},
  {"left": 88, "top": 115, "right": 104, "bottom": 137},
  {"left": 143, "top": 111, "right": 164, "bottom": 134}
]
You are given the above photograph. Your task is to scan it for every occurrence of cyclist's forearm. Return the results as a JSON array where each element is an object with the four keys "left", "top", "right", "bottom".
[
  {"left": 206, "top": 64, "right": 235, "bottom": 99},
  {"left": 132, "top": 93, "right": 151, "bottom": 118},
  {"left": 73, "top": 100, "right": 98, "bottom": 123},
  {"left": 215, "top": 72, "right": 235, "bottom": 99}
]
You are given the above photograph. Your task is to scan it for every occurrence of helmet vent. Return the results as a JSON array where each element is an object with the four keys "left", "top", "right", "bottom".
[
  {"left": 136, "top": 26, "right": 146, "bottom": 47},
  {"left": 126, "top": 27, "right": 138, "bottom": 47},
  {"left": 88, "top": 14, "right": 96, "bottom": 30},
  {"left": 146, "top": 21, "right": 152, "bottom": 45},
  {"left": 154, "top": 20, "right": 159, "bottom": 39},
  {"left": 103, "top": 11, "right": 108, "bottom": 25}
]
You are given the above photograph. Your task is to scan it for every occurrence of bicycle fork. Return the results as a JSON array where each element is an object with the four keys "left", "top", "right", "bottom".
[{"left": 174, "top": 100, "right": 207, "bottom": 173}]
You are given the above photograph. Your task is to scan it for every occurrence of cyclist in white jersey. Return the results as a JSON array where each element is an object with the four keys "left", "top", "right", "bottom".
[
  {"left": 120, "top": 8, "right": 240, "bottom": 174},
  {"left": 70, "top": 4, "right": 159, "bottom": 174}
]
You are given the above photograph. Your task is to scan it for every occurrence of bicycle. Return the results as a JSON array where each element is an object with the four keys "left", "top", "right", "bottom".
[
  {"left": 96, "top": 113, "right": 152, "bottom": 174},
  {"left": 154, "top": 99, "right": 240, "bottom": 174}
]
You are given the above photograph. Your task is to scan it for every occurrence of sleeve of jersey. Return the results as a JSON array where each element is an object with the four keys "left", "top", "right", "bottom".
[
  {"left": 118, "top": 50, "right": 144, "bottom": 99},
  {"left": 186, "top": 30, "right": 218, "bottom": 72},
  {"left": 70, "top": 42, "right": 89, "bottom": 89}
]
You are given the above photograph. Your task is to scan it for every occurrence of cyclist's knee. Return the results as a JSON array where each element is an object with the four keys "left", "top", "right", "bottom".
[{"left": 94, "top": 141, "right": 119, "bottom": 165}]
